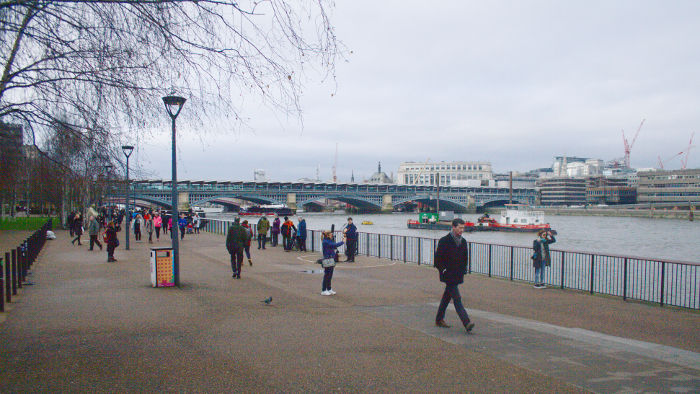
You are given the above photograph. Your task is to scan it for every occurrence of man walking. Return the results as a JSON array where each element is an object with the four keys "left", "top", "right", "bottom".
[
  {"left": 434, "top": 218, "right": 475, "bottom": 333},
  {"left": 226, "top": 217, "right": 247, "bottom": 279},
  {"left": 297, "top": 217, "right": 307, "bottom": 252},
  {"left": 87, "top": 215, "right": 102, "bottom": 251},
  {"left": 343, "top": 217, "right": 357, "bottom": 262},
  {"left": 257, "top": 216, "right": 270, "bottom": 249}
]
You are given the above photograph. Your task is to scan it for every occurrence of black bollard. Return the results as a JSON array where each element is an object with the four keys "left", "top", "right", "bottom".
[
  {"left": 4, "top": 252, "right": 10, "bottom": 303},
  {"left": 11, "top": 249, "right": 18, "bottom": 295},
  {"left": 0, "top": 256, "right": 4, "bottom": 312}
]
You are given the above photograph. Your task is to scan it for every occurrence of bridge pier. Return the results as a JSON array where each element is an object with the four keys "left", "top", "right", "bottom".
[
  {"left": 381, "top": 194, "right": 393, "bottom": 212},
  {"left": 178, "top": 191, "right": 190, "bottom": 211},
  {"left": 286, "top": 193, "right": 297, "bottom": 210}
]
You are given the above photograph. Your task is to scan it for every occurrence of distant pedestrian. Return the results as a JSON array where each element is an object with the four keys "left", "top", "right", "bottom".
[
  {"left": 281, "top": 216, "right": 296, "bottom": 252},
  {"left": 71, "top": 213, "right": 84, "bottom": 245},
  {"left": 145, "top": 213, "right": 154, "bottom": 244},
  {"left": 178, "top": 214, "right": 187, "bottom": 240},
  {"left": 87, "top": 215, "right": 102, "bottom": 251},
  {"left": 257, "top": 216, "right": 270, "bottom": 249},
  {"left": 320, "top": 230, "right": 344, "bottom": 296},
  {"left": 532, "top": 229, "right": 556, "bottom": 288},
  {"left": 343, "top": 217, "right": 358, "bottom": 262},
  {"left": 434, "top": 218, "right": 475, "bottom": 333},
  {"left": 153, "top": 212, "right": 162, "bottom": 241},
  {"left": 226, "top": 218, "right": 247, "bottom": 279},
  {"left": 297, "top": 217, "right": 307, "bottom": 252},
  {"left": 68, "top": 210, "right": 76, "bottom": 237},
  {"left": 134, "top": 213, "right": 142, "bottom": 241},
  {"left": 271, "top": 216, "right": 281, "bottom": 247},
  {"left": 192, "top": 213, "right": 201, "bottom": 234},
  {"left": 105, "top": 221, "right": 121, "bottom": 262},
  {"left": 242, "top": 220, "right": 254, "bottom": 265}
]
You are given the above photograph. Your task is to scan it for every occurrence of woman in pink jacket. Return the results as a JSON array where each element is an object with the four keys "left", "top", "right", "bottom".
[{"left": 153, "top": 212, "right": 163, "bottom": 241}]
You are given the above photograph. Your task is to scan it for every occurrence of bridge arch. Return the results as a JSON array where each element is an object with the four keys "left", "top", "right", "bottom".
[
  {"left": 298, "top": 195, "right": 382, "bottom": 211},
  {"left": 114, "top": 193, "right": 172, "bottom": 209},
  {"left": 393, "top": 195, "right": 469, "bottom": 212},
  {"left": 190, "top": 194, "right": 282, "bottom": 207}
]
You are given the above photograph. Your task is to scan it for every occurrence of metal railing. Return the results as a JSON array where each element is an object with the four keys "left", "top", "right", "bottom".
[
  {"left": 1, "top": 219, "right": 52, "bottom": 313},
  {"left": 204, "top": 218, "right": 700, "bottom": 310}
]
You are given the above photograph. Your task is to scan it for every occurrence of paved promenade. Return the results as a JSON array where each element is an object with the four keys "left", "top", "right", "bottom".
[{"left": 0, "top": 229, "right": 698, "bottom": 392}]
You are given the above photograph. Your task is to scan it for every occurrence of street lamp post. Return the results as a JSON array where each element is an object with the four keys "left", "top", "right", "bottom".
[
  {"left": 104, "top": 164, "right": 113, "bottom": 220},
  {"left": 122, "top": 146, "right": 134, "bottom": 250},
  {"left": 162, "top": 95, "right": 186, "bottom": 287}
]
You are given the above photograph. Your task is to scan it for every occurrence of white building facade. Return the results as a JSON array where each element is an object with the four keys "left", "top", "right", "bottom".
[{"left": 397, "top": 161, "right": 493, "bottom": 186}]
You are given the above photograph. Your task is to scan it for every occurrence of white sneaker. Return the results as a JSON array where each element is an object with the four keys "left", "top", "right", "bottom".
[
  {"left": 328, "top": 289, "right": 336, "bottom": 295},
  {"left": 320, "top": 290, "right": 331, "bottom": 296}
]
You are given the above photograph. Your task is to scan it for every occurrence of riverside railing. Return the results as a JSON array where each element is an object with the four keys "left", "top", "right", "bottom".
[
  {"left": 1, "top": 219, "right": 52, "bottom": 313},
  {"left": 204, "top": 218, "right": 699, "bottom": 310}
]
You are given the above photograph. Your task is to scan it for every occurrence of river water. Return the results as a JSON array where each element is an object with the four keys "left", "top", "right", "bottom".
[{"left": 210, "top": 212, "right": 700, "bottom": 264}]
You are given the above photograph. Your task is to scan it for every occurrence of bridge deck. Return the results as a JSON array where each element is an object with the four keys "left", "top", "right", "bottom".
[{"left": 0, "top": 230, "right": 697, "bottom": 392}]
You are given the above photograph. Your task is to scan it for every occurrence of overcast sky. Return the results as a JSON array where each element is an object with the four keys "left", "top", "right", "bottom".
[{"left": 132, "top": 0, "right": 700, "bottom": 182}]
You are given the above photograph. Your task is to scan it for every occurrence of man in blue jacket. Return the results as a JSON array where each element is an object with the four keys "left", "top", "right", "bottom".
[
  {"left": 434, "top": 218, "right": 475, "bottom": 333},
  {"left": 343, "top": 217, "right": 358, "bottom": 262}
]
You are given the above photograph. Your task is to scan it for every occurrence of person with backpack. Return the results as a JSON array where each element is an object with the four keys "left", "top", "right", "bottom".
[
  {"left": 281, "top": 216, "right": 297, "bottom": 252},
  {"left": 257, "top": 216, "right": 270, "bottom": 249},
  {"left": 532, "top": 230, "right": 556, "bottom": 288},
  {"left": 241, "top": 220, "right": 254, "bottom": 266},
  {"left": 105, "top": 221, "right": 121, "bottom": 262},
  {"left": 434, "top": 218, "right": 475, "bottom": 333},
  {"left": 226, "top": 218, "right": 248, "bottom": 279},
  {"left": 297, "top": 217, "right": 307, "bottom": 252}
]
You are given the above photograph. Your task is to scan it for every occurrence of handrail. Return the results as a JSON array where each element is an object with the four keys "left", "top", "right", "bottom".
[{"left": 202, "top": 218, "right": 700, "bottom": 310}]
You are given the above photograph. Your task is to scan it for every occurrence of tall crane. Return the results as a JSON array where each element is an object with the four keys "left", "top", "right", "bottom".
[
  {"left": 657, "top": 132, "right": 695, "bottom": 170},
  {"left": 622, "top": 118, "right": 645, "bottom": 168},
  {"left": 412, "top": 158, "right": 431, "bottom": 185}
]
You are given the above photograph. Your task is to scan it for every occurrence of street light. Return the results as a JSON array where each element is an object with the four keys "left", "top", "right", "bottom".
[
  {"left": 122, "top": 145, "right": 134, "bottom": 250},
  {"left": 104, "top": 164, "right": 113, "bottom": 219},
  {"left": 162, "top": 95, "right": 186, "bottom": 286}
]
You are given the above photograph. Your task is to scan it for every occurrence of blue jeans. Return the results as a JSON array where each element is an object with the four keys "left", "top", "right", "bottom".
[
  {"left": 322, "top": 266, "right": 334, "bottom": 291},
  {"left": 435, "top": 284, "right": 470, "bottom": 326},
  {"left": 535, "top": 265, "right": 546, "bottom": 285}
]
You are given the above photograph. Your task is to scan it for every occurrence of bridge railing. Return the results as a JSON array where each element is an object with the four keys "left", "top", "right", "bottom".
[{"left": 203, "top": 218, "right": 699, "bottom": 310}]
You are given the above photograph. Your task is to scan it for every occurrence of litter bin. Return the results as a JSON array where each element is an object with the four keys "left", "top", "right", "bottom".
[{"left": 150, "top": 247, "right": 175, "bottom": 287}]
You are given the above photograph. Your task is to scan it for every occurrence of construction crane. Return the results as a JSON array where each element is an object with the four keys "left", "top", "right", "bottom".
[
  {"left": 657, "top": 132, "right": 695, "bottom": 170},
  {"left": 622, "top": 118, "right": 645, "bottom": 168},
  {"left": 412, "top": 158, "right": 431, "bottom": 185}
]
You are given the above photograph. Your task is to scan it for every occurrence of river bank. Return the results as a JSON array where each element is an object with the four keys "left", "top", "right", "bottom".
[{"left": 509, "top": 207, "right": 696, "bottom": 220}]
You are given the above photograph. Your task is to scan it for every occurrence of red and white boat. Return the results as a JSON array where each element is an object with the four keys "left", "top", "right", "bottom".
[{"left": 476, "top": 204, "right": 553, "bottom": 233}]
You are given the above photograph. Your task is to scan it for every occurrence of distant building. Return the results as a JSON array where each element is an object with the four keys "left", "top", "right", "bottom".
[
  {"left": 397, "top": 160, "right": 492, "bottom": 186},
  {"left": 551, "top": 156, "right": 604, "bottom": 177},
  {"left": 365, "top": 162, "right": 393, "bottom": 184},
  {"left": 537, "top": 177, "right": 587, "bottom": 206},
  {"left": 253, "top": 169, "right": 268, "bottom": 182},
  {"left": 637, "top": 169, "right": 700, "bottom": 205},
  {"left": 586, "top": 176, "right": 636, "bottom": 205},
  {"left": 493, "top": 173, "right": 538, "bottom": 189},
  {"left": 0, "top": 122, "right": 23, "bottom": 179}
]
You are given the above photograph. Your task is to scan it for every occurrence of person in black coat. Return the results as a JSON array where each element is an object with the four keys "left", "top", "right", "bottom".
[{"left": 434, "top": 218, "right": 475, "bottom": 333}]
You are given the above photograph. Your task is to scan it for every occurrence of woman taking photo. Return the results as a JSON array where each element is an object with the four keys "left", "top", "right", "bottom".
[
  {"left": 532, "top": 229, "right": 556, "bottom": 288},
  {"left": 320, "top": 230, "right": 344, "bottom": 296}
]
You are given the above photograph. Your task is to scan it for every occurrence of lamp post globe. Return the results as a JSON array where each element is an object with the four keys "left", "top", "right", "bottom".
[
  {"left": 121, "top": 145, "right": 134, "bottom": 250},
  {"left": 162, "top": 95, "right": 186, "bottom": 287}
]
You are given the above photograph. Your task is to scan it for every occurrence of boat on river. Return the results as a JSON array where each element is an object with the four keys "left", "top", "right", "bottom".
[
  {"left": 239, "top": 204, "right": 295, "bottom": 217},
  {"left": 407, "top": 205, "right": 555, "bottom": 233}
]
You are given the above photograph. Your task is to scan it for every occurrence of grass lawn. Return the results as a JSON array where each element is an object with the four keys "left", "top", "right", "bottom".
[{"left": 0, "top": 217, "right": 57, "bottom": 231}]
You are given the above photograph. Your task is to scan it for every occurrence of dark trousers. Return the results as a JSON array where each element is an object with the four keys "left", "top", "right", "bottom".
[
  {"left": 72, "top": 234, "right": 82, "bottom": 245},
  {"left": 271, "top": 233, "right": 279, "bottom": 246},
  {"left": 258, "top": 234, "right": 267, "bottom": 249},
  {"left": 107, "top": 244, "right": 116, "bottom": 260},
  {"left": 322, "top": 266, "right": 334, "bottom": 291},
  {"left": 346, "top": 238, "right": 357, "bottom": 261},
  {"left": 89, "top": 235, "right": 102, "bottom": 250},
  {"left": 244, "top": 245, "right": 251, "bottom": 259},
  {"left": 435, "top": 284, "right": 470, "bottom": 326},
  {"left": 230, "top": 248, "right": 243, "bottom": 276},
  {"left": 298, "top": 237, "right": 306, "bottom": 251},
  {"left": 134, "top": 229, "right": 141, "bottom": 241},
  {"left": 282, "top": 235, "right": 290, "bottom": 250},
  {"left": 155, "top": 227, "right": 161, "bottom": 240},
  {"left": 148, "top": 231, "right": 153, "bottom": 243},
  {"left": 180, "top": 226, "right": 185, "bottom": 240}
]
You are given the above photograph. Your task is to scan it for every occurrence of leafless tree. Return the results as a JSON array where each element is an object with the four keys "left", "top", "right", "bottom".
[{"left": 1, "top": 0, "right": 341, "bottom": 219}]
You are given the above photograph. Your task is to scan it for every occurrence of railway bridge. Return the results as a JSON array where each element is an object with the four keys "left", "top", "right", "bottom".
[{"left": 114, "top": 180, "right": 537, "bottom": 212}]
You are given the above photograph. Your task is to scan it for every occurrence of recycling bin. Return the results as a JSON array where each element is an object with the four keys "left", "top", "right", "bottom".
[{"left": 150, "top": 247, "right": 175, "bottom": 287}]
